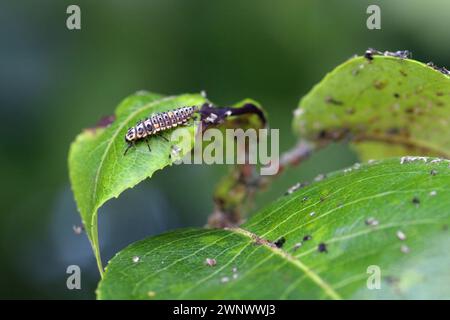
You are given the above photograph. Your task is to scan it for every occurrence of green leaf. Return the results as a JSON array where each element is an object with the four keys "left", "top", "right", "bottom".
[
  {"left": 68, "top": 92, "right": 207, "bottom": 274},
  {"left": 293, "top": 56, "right": 450, "bottom": 159},
  {"left": 97, "top": 158, "right": 450, "bottom": 299}
]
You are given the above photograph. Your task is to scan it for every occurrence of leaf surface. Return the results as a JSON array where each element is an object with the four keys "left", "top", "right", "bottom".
[
  {"left": 98, "top": 158, "right": 450, "bottom": 299},
  {"left": 68, "top": 92, "right": 207, "bottom": 273},
  {"left": 293, "top": 56, "right": 450, "bottom": 159}
]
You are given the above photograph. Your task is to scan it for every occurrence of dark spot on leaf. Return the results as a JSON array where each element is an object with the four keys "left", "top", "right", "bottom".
[
  {"left": 364, "top": 48, "right": 375, "bottom": 61},
  {"left": 399, "top": 70, "right": 408, "bottom": 77},
  {"left": 318, "top": 130, "right": 328, "bottom": 139},
  {"left": 373, "top": 80, "right": 387, "bottom": 90},
  {"left": 436, "top": 92, "right": 444, "bottom": 97},
  {"left": 318, "top": 243, "right": 328, "bottom": 253},
  {"left": 273, "top": 237, "right": 286, "bottom": 248},
  {"left": 85, "top": 115, "right": 116, "bottom": 133},
  {"left": 412, "top": 196, "right": 420, "bottom": 206},
  {"left": 346, "top": 108, "right": 355, "bottom": 115},
  {"left": 386, "top": 127, "right": 400, "bottom": 135},
  {"left": 386, "top": 276, "right": 400, "bottom": 285},
  {"left": 325, "top": 96, "right": 343, "bottom": 105},
  {"left": 96, "top": 115, "right": 116, "bottom": 128},
  {"left": 303, "top": 235, "right": 312, "bottom": 241},
  {"left": 394, "top": 93, "right": 400, "bottom": 98}
]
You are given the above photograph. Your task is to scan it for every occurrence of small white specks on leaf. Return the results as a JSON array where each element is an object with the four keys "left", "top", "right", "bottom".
[
  {"left": 365, "top": 217, "right": 379, "bottom": 226},
  {"left": 400, "top": 245, "right": 410, "bottom": 254},
  {"left": 147, "top": 291, "right": 156, "bottom": 298},
  {"left": 132, "top": 256, "right": 140, "bottom": 263},
  {"left": 400, "top": 156, "right": 429, "bottom": 164},
  {"left": 429, "top": 158, "right": 443, "bottom": 164},
  {"left": 396, "top": 230, "right": 407, "bottom": 241},
  {"left": 221, "top": 276, "right": 230, "bottom": 283},
  {"left": 429, "top": 190, "right": 437, "bottom": 196},
  {"left": 314, "top": 174, "right": 326, "bottom": 182},
  {"left": 294, "top": 108, "right": 305, "bottom": 117},
  {"left": 309, "top": 211, "right": 316, "bottom": 217},
  {"left": 205, "top": 113, "right": 218, "bottom": 123},
  {"left": 285, "top": 182, "right": 304, "bottom": 195}
]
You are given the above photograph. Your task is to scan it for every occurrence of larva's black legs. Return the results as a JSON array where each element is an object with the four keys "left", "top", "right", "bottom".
[
  {"left": 124, "top": 140, "right": 151, "bottom": 156},
  {"left": 124, "top": 142, "right": 134, "bottom": 156},
  {"left": 145, "top": 138, "right": 151, "bottom": 152},
  {"left": 159, "top": 134, "right": 170, "bottom": 142}
]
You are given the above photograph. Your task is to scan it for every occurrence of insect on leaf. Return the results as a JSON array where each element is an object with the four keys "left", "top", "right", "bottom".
[{"left": 68, "top": 92, "right": 208, "bottom": 274}]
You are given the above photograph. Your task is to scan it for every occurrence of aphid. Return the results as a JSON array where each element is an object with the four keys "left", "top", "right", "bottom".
[
  {"left": 364, "top": 48, "right": 376, "bottom": 60},
  {"left": 412, "top": 196, "right": 420, "bottom": 206},
  {"left": 400, "top": 244, "right": 410, "bottom": 254},
  {"left": 205, "top": 258, "right": 217, "bottom": 267},
  {"left": 396, "top": 230, "right": 406, "bottom": 241},
  {"left": 273, "top": 237, "right": 286, "bottom": 248},
  {"left": 285, "top": 182, "right": 306, "bottom": 195},
  {"left": 303, "top": 235, "right": 312, "bottom": 241},
  {"left": 124, "top": 106, "right": 198, "bottom": 155},
  {"left": 314, "top": 174, "right": 326, "bottom": 182},
  {"left": 427, "top": 62, "right": 450, "bottom": 75},
  {"left": 220, "top": 276, "right": 230, "bottom": 283},
  {"left": 365, "top": 217, "right": 379, "bottom": 226},
  {"left": 318, "top": 243, "right": 328, "bottom": 253}
]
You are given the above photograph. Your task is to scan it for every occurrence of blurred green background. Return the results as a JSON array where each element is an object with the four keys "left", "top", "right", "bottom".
[{"left": 1, "top": 0, "right": 449, "bottom": 299}]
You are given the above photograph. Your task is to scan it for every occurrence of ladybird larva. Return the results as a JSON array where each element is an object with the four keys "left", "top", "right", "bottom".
[{"left": 124, "top": 106, "right": 197, "bottom": 155}]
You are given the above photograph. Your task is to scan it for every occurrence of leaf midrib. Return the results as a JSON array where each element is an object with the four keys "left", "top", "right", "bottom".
[{"left": 229, "top": 227, "right": 342, "bottom": 300}]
